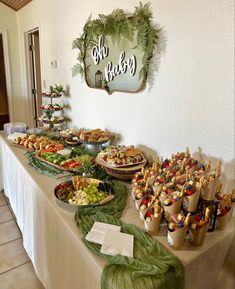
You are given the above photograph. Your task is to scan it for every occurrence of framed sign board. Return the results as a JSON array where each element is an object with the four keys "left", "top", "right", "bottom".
[{"left": 72, "top": 2, "right": 161, "bottom": 94}]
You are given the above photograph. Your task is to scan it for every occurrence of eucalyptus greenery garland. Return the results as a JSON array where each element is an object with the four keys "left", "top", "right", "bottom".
[{"left": 72, "top": 2, "right": 162, "bottom": 86}]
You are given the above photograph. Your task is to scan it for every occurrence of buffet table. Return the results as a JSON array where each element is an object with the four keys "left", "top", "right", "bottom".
[{"left": 0, "top": 132, "right": 234, "bottom": 289}]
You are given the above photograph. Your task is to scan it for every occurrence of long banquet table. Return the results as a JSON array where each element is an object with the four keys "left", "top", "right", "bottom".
[{"left": 0, "top": 132, "right": 234, "bottom": 289}]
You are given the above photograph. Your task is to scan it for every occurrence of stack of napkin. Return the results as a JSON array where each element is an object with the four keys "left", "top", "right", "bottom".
[{"left": 85, "top": 222, "right": 134, "bottom": 258}]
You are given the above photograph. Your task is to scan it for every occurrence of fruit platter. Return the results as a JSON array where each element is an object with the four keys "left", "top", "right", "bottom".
[
  {"left": 36, "top": 147, "right": 93, "bottom": 172},
  {"left": 54, "top": 176, "right": 114, "bottom": 212}
]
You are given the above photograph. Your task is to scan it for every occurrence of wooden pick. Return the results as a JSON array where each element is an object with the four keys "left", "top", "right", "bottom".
[
  {"left": 184, "top": 212, "right": 191, "bottom": 226},
  {"left": 204, "top": 207, "right": 210, "bottom": 223},
  {"left": 98, "top": 194, "right": 114, "bottom": 205}
]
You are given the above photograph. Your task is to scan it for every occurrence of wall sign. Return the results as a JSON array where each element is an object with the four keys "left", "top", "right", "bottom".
[{"left": 72, "top": 2, "right": 162, "bottom": 94}]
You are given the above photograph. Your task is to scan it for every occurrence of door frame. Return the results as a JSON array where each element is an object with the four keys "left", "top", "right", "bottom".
[
  {"left": 0, "top": 29, "right": 14, "bottom": 122},
  {"left": 25, "top": 27, "right": 42, "bottom": 128}
]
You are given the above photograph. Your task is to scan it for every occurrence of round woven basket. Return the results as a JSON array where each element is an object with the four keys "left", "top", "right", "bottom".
[{"left": 96, "top": 156, "right": 147, "bottom": 180}]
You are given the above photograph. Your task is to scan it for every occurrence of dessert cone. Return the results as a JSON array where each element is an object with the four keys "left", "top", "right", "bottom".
[
  {"left": 135, "top": 196, "right": 143, "bottom": 210},
  {"left": 139, "top": 206, "right": 148, "bottom": 221},
  {"left": 201, "top": 178, "right": 219, "bottom": 201},
  {"left": 189, "top": 224, "right": 208, "bottom": 246},
  {"left": 131, "top": 188, "right": 136, "bottom": 199},
  {"left": 164, "top": 198, "right": 183, "bottom": 222},
  {"left": 217, "top": 209, "right": 232, "bottom": 230},
  {"left": 183, "top": 189, "right": 200, "bottom": 212},
  {"left": 144, "top": 208, "right": 163, "bottom": 235},
  {"left": 167, "top": 225, "right": 187, "bottom": 250}
]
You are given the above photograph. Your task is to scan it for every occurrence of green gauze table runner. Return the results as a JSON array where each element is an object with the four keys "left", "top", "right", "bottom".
[
  {"left": 25, "top": 151, "right": 64, "bottom": 176},
  {"left": 25, "top": 151, "right": 184, "bottom": 288},
  {"left": 75, "top": 181, "right": 185, "bottom": 289}
]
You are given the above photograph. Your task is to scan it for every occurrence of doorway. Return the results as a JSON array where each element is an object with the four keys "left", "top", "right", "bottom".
[
  {"left": 0, "top": 33, "right": 9, "bottom": 130},
  {"left": 26, "top": 29, "right": 42, "bottom": 127}
]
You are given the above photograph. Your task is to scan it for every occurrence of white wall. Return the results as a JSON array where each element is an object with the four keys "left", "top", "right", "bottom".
[
  {"left": 0, "top": 2, "right": 24, "bottom": 122},
  {"left": 17, "top": 0, "right": 234, "bottom": 189}
]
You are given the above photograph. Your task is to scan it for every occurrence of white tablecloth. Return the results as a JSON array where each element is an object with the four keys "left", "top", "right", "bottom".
[{"left": 0, "top": 133, "right": 234, "bottom": 289}]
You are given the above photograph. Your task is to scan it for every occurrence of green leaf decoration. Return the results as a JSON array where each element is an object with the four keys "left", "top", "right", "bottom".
[{"left": 72, "top": 2, "right": 162, "bottom": 88}]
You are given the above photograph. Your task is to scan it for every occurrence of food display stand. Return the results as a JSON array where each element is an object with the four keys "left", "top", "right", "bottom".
[{"left": 0, "top": 132, "right": 234, "bottom": 289}]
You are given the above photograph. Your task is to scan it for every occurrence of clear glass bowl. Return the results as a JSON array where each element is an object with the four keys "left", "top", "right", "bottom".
[{"left": 3, "top": 122, "right": 26, "bottom": 135}]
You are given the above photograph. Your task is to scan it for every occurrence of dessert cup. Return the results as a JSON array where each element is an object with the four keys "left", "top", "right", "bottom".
[
  {"left": 217, "top": 209, "right": 232, "bottom": 230},
  {"left": 164, "top": 198, "right": 182, "bottom": 222},
  {"left": 139, "top": 206, "right": 148, "bottom": 221},
  {"left": 135, "top": 196, "right": 143, "bottom": 210},
  {"left": 189, "top": 224, "right": 208, "bottom": 246},
  {"left": 183, "top": 190, "right": 201, "bottom": 212},
  {"left": 167, "top": 225, "right": 187, "bottom": 250},
  {"left": 144, "top": 208, "right": 163, "bottom": 236},
  {"left": 201, "top": 179, "right": 219, "bottom": 201}
]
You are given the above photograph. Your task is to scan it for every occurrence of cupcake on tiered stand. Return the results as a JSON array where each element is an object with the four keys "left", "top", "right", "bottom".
[{"left": 39, "top": 84, "right": 65, "bottom": 131}]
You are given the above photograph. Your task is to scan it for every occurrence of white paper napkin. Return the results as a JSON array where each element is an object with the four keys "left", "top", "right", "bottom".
[
  {"left": 100, "top": 229, "right": 134, "bottom": 258},
  {"left": 85, "top": 222, "right": 121, "bottom": 245}
]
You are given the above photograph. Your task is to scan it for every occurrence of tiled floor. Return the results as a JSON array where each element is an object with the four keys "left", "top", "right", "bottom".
[{"left": 0, "top": 192, "right": 44, "bottom": 289}]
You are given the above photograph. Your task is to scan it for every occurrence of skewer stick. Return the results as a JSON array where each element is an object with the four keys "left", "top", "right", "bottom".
[
  {"left": 154, "top": 200, "right": 161, "bottom": 217},
  {"left": 143, "top": 169, "right": 149, "bottom": 182},
  {"left": 141, "top": 166, "right": 145, "bottom": 175},
  {"left": 216, "top": 183, "right": 223, "bottom": 193},
  {"left": 204, "top": 207, "right": 210, "bottom": 223},
  {"left": 184, "top": 212, "right": 191, "bottom": 226},
  {"left": 144, "top": 177, "right": 150, "bottom": 191},
  {"left": 185, "top": 147, "right": 190, "bottom": 157},
  {"left": 205, "top": 160, "right": 211, "bottom": 171}
]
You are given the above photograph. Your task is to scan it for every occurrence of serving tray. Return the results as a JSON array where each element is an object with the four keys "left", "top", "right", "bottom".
[
  {"left": 35, "top": 154, "right": 93, "bottom": 173},
  {"left": 54, "top": 179, "right": 114, "bottom": 212},
  {"left": 96, "top": 156, "right": 147, "bottom": 180},
  {"left": 97, "top": 153, "right": 147, "bottom": 168}
]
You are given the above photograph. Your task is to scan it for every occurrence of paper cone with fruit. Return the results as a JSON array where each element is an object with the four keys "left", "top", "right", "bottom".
[
  {"left": 189, "top": 207, "right": 210, "bottom": 246},
  {"left": 144, "top": 200, "right": 163, "bottom": 235},
  {"left": 182, "top": 177, "right": 203, "bottom": 212},
  {"left": 217, "top": 200, "right": 232, "bottom": 230},
  {"left": 163, "top": 191, "right": 183, "bottom": 222},
  {"left": 201, "top": 161, "right": 221, "bottom": 201},
  {"left": 167, "top": 212, "right": 190, "bottom": 250},
  {"left": 134, "top": 177, "right": 151, "bottom": 210}
]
